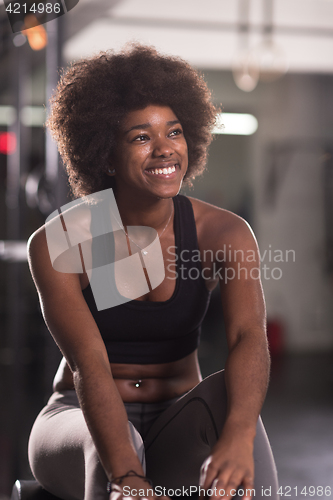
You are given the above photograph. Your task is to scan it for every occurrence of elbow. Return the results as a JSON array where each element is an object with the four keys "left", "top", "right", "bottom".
[
  {"left": 229, "top": 327, "right": 270, "bottom": 359},
  {"left": 71, "top": 350, "right": 112, "bottom": 388}
]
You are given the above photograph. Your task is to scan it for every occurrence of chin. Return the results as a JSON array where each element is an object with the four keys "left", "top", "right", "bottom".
[{"left": 153, "top": 184, "right": 183, "bottom": 200}]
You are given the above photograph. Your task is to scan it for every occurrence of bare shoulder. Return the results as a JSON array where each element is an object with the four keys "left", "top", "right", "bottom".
[
  {"left": 28, "top": 223, "right": 59, "bottom": 291},
  {"left": 187, "top": 196, "right": 258, "bottom": 251},
  {"left": 28, "top": 224, "right": 49, "bottom": 270},
  {"left": 27, "top": 222, "right": 82, "bottom": 296},
  {"left": 28, "top": 201, "right": 92, "bottom": 286}
]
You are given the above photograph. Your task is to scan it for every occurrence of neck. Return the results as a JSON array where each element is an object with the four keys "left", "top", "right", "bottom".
[{"left": 114, "top": 192, "right": 175, "bottom": 231}]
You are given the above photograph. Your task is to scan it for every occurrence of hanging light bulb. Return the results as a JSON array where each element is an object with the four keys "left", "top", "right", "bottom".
[
  {"left": 252, "top": 38, "right": 288, "bottom": 82},
  {"left": 21, "top": 15, "right": 48, "bottom": 51},
  {"left": 232, "top": 48, "right": 259, "bottom": 92},
  {"left": 232, "top": 0, "right": 259, "bottom": 92},
  {"left": 13, "top": 33, "right": 27, "bottom": 47},
  {"left": 253, "top": 0, "right": 288, "bottom": 82},
  {"left": 232, "top": 0, "right": 288, "bottom": 91}
]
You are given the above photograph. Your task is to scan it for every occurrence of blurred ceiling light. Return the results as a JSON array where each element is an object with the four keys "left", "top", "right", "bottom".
[
  {"left": 233, "top": 0, "right": 288, "bottom": 91},
  {"left": 232, "top": 50, "right": 259, "bottom": 92},
  {"left": 21, "top": 106, "right": 46, "bottom": 126},
  {"left": 253, "top": 39, "right": 289, "bottom": 83},
  {"left": 233, "top": 39, "right": 288, "bottom": 91},
  {"left": 0, "top": 241, "right": 28, "bottom": 262},
  {"left": 232, "top": 0, "right": 259, "bottom": 92},
  {"left": 13, "top": 33, "right": 27, "bottom": 47},
  {"left": 0, "top": 106, "right": 17, "bottom": 126},
  {"left": 0, "top": 106, "right": 46, "bottom": 127},
  {"left": 254, "top": 0, "right": 288, "bottom": 82},
  {"left": 212, "top": 113, "right": 258, "bottom": 135},
  {"left": 21, "top": 15, "right": 48, "bottom": 50}
]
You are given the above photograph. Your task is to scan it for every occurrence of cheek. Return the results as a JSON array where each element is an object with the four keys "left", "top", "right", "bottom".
[
  {"left": 181, "top": 139, "right": 188, "bottom": 155},
  {"left": 184, "top": 147, "right": 189, "bottom": 173},
  {"left": 130, "top": 145, "right": 151, "bottom": 162},
  {"left": 182, "top": 142, "right": 189, "bottom": 163},
  {"left": 117, "top": 152, "right": 141, "bottom": 171},
  {"left": 142, "top": 144, "right": 153, "bottom": 156}
]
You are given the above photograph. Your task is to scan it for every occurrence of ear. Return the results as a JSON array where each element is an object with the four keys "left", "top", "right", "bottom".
[{"left": 106, "top": 168, "right": 116, "bottom": 177}]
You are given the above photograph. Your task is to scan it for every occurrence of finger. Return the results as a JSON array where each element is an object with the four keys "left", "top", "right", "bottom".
[
  {"left": 211, "top": 478, "right": 226, "bottom": 500},
  {"left": 241, "top": 475, "right": 255, "bottom": 500},
  {"left": 223, "top": 472, "right": 250, "bottom": 500},
  {"left": 200, "top": 459, "right": 220, "bottom": 491},
  {"left": 199, "top": 461, "right": 213, "bottom": 499},
  {"left": 224, "top": 472, "right": 254, "bottom": 500},
  {"left": 109, "top": 488, "right": 122, "bottom": 500},
  {"left": 199, "top": 482, "right": 206, "bottom": 500},
  {"left": 199, "top": 458, "right": 210, "bottom": 488},
  {"left": 210, "top": 470, "right": 240, "bottom": 500},
  {"left": 222, "top": 471, "right": 248, "bottom": 500},
  {"left": 205, "top": 472, "right": 231, "bottom": 500},
  {"left": 214, "top": 484, "right": 231, "bottom": 500}
]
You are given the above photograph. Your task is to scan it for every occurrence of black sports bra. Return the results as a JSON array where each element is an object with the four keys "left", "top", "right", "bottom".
[{"left": 82, "top": 195, "right": 211, "bottom": 364}]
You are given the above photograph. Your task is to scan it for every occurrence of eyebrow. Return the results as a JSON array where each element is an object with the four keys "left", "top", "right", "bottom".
[{"left": 124, "top": 120, "right": 181, "bottom": 135}]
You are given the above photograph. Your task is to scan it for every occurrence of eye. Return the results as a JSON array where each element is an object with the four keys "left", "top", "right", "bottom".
[
  {"left": 169, "top": 128, "right": 183, "bottom": 137},
  {"left": 133, "top": 134, "right": 149, "bottom": 142}
]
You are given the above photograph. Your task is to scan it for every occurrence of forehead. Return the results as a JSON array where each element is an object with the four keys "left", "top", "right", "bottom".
[{"left": 121, "top": 105, "right": 179, "bottom": 129}]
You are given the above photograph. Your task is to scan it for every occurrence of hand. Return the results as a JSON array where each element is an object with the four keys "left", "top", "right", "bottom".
[
  {"left": 109, "top": 475, "right": 170, "bottom": 500},
  {"left": 199, "top": 434, "right": 255, "bottom": 500}
]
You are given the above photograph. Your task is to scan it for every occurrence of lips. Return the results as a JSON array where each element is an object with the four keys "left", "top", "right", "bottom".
[{"left": 144, "top": 163, "right": 179, "bottom": 176}]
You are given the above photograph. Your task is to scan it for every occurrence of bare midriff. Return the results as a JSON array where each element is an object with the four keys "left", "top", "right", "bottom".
[{"left": 52, "top": 350, "right": 202, "bottom": 403}]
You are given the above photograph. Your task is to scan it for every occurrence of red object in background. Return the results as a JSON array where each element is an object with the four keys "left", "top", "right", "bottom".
[
  {"left": 0, "top": 132, "right": 17, "bottom": 155},
  {"left": 267, "top": 319, "right": 285, "bottom": 357}
]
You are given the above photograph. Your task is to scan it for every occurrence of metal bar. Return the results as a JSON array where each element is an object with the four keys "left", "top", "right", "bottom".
[
  {"left": 106, "top": 16, "right": 333, "bottom": 39},
  {"left": 5, "top": 41, "right": 27, "bottom": 484}
]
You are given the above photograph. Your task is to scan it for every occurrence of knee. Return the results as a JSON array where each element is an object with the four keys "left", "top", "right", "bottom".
[{"left": 28, "top": 419, "right": 45, "bottom": 480}]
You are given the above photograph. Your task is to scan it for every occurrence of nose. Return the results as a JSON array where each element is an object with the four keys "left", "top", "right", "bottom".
[{"left": 152, "top": 135, "right": 174, "bottom": 157}]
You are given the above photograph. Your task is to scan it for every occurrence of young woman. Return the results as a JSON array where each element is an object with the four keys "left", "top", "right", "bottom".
[{"left": 27, "top": 44, "right": 279, "bottom": 500}]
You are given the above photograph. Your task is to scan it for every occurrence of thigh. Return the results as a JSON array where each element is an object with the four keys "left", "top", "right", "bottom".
[
  {"left": 28, "top": 396, "right": 92, "bottom": 500},
  {"left": 144, "top": 370, "right": 279, "bottom": 499},
  {"left": 144, "top": 371, "right": 227, "bottom": 494},
  {"left": 28, "top": 391, "right": 145, "bottom": 500}
]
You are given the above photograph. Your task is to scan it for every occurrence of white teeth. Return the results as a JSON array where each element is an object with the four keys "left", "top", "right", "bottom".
[{"left": 147, "top": 165, "right": 177, "bottom": 175}]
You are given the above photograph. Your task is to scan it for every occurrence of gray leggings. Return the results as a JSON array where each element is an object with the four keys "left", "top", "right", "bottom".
[{"left": 28, "top": 371, "right": 279, "bottom": 500}]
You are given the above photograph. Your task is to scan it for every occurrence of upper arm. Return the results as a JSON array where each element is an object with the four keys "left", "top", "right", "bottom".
[
  {"left": 204, "top": 210, "right": 266, "bottom": 351},
  {"left": 27, "top": 226, "right": 110, "bottom": 373}
]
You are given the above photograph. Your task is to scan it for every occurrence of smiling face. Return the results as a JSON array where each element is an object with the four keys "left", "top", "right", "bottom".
[{"left": 109, "top": 105, "right": 188, "bottom": 200}]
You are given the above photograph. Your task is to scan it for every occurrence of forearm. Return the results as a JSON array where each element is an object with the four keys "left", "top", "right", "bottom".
[
  {"left": 222, "top": 329, "right": 270, "bottom": 441},
  {"left": 73, "top": 357, "right": 144, "bottom": 481}
]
